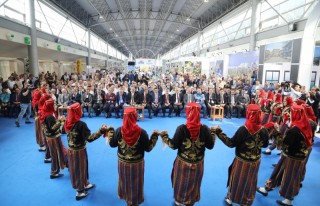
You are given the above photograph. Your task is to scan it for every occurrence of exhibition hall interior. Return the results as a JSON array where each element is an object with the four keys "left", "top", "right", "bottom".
[{"left": 0, "top": 0, "right": 320, "bottom": 206}]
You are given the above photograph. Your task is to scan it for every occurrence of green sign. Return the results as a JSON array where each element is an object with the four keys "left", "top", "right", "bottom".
[
  {"left": 24, "top": 37, "right": 31, "bottom": 45},
  {"left": 57, "top": 45, "right": 61, "bottom": 51}
]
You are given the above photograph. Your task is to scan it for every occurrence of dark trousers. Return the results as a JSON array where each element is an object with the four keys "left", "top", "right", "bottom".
[
  {"left": 161, "top": 104, "right": 173, "bottom": 116},
  {"left": 235, "top": 104, "right": 244, "bottom": 117},
  {"left": 173, "top": 104, "right": 183, "bottom": 116},
  {"left": 104, "top": 103, "right": 115, "bottom": 116},
  {"left": 224, "top": 104, "right": 233, "bottom": 118},
  {"left": 93, "top": 102, "right": 103, "bottom": 116},
  {"left": 152, "top": 104, "right": 161, "bottom": 116},
  {"left": 115, "top": 104, "right": 124, "bottom": 117}
]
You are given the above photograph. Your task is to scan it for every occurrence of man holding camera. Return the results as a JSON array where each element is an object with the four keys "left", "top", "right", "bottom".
[{"left": 15, "top": 81, "right": 33, "bottom": 127}]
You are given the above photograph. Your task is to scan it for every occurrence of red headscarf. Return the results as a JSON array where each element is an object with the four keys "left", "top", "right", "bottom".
[
  {"left": 264, "top": 122, "right": 275, "bottom": 129},
  {"left": 274, "top": 93, "right": 282, "bottom": 103},
  {"left": 259, "top": 89, "right": 266, "bottom": 98},
  {"left": 38, "top": 93, "right": 51, "bottom": 117},
  {"left": 186, "top": 102, "right": 202, "bottom": 141},
  {"left": 40, "top": 99, "right": 55, "bottom": 123},
  {"left": 245, "top": 104, "right": 262, "bottom": 135},
  {"left": 295, "top": 99, "right": 305, "bottom": 105},
  {"left": 121, "top": 107, "right": 142, "bottom": 146},
  {"left": 290, "top": 105, "right": 313, "bottom": 147},
  {"left": 41, "top": 87, "right": 47, "bottom": 94},
  {"left": 32, "top": 89, "right": 42, "bottom": 109},
  {"left": 285, "top": 96, "right": 293, "bottom": 107},
  {"left": 267, "top": 91, "right": 274, "bottom": 100},
  {"left": 64, "top": 102, "right": 82, "bottom": 133},
  {"left": 302, "top": 104, "right": 316, "bottom": 122}
]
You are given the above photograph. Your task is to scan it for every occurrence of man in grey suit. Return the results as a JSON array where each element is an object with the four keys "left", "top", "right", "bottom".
[
  {"left": 58, "top": 88, "right": 70, "bottom": 107},
  {"left": 183, "top": 87, "right": 194, "bottom": 105}
]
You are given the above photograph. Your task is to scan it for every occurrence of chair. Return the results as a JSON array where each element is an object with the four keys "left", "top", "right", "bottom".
[{"left": 210, "top": 105, "right": 224, "bottom": 121}]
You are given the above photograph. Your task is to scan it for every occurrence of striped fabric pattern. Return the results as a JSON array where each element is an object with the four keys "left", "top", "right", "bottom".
[
  {"left": 68, "top": 149, "right": 89, "bottom": 192},
  {"left": 118, "top": 159, "right": 145, "bottom": 205},
  {"left": 265, "top": 155, "right": 304, "bottom": 199},
  {"left": 227, "top": 157, "right": 261, "bottom": 205},
  {"left": 172, "top": 157, "right": 204, "bottom": 205},
  {"left": 42, "top": 124, "right": 51, "bottom": 159},
  {"left": 47, "top": 136, "right": 67, "bottom": 175},
  {"left": 261, "top": 113, "right": 270, "bottom": 125},
  {"left": 301, "top": 147, "right": 312, "bottom": 182},
  {"left": 35, "top": 117, "right": 45, "bottom": 146}
]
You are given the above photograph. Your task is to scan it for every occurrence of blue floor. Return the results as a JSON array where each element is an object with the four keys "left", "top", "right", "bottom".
[{"left": 0, "top": 115, "right": 320, "bottom": 206}]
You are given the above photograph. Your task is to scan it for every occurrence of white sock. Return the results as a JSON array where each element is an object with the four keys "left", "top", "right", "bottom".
[
  {"left": 174, "top": 200, "right": 183, "bottom": 206},
  {"left": 225, "top": 197, "right": 232, "bottom": 204},
  {"left": 282, "top": 199, "right": 293, "bottom": 205},
  {"left": 259, "top": 187, "right": 268, "bottom": 193},
  {"left": 266, "top": 149, "right": 271, "bottom": 152}
]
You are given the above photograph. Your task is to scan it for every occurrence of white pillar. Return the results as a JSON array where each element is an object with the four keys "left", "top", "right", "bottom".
[
  {"left": 28, "top": 0, "right": 39, "bottom": 77},
  {"left": 249, "top": 0, "right": 260, "bottom": 51},
  {"left": 298, "top": 1, "right": 320, "bottom": 91}
]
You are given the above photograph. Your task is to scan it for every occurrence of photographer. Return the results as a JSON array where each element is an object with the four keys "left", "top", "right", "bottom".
[
  {"left": 283, "top": 82, "right": 302, "bottom": 100},
  {"left": 15, "top": 81, "right": 33, "bottom": 127}
]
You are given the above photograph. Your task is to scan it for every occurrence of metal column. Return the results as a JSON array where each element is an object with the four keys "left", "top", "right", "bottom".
[
  {"left": 28, "top": 0, "right": 39, "bottom": 77},
  {"left": 86, "top": 29, "right": 91, "bottom": 68},
  {"left": 298, "top": 1, "right": 320, "bottom": 91},
  {"left": 249, "top": 0, "right": 260, "bottom": 51}
]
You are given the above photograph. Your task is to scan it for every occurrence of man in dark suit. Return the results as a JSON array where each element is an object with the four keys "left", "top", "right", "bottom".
[
  {"left": 115, "top": 87, "right": 126, "bottom": 118},
  {"left": 141, "top": 85, "right": 152, "bottom": 118},
  {"left": 93, "top": 87, "right": 105, "bottom": 116},
  {"left": 172, "top": 87, "right": 184, "bottom": 117},
  {"left": 235, "top": 89, "right": 246, "bottom": 118},
  {"left": 206, "top": 87, "right": 217, "bottom": 116},
  {"left": 223, "top": 88, "right": 232, "bottom": 118},
  {"left": 126, "top": 86, "right": 141, "bottom": 106},
  {"left": 150, "top": 87, "right": 162, "bottom": 117},
  {"left": 81, "top": 88, "right": 93, "bottom": 118},
  {"left": 161, "top": 88, "right": 173, "bottom": 117}
]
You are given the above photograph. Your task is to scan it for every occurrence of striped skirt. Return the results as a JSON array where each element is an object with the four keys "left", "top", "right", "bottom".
[
  {"left": 35, "top": 117, "right": 45, "bottom": 146},
  {"left": 47, "top": 136, "right": 67, "bottom": 175},
  {"left": 227, "top": 157, "right": 261, "bottom": 205},
  {"left": 261, "top": 113, "right": 270, "bottom": 125},
  {"left": 171, "top": 157, "right": 204, "bottom": 205},
  {"left": 265, "top": 155, "right": 304, "bottom": 200},
  {"left": 118, "top": 159, "right": 144, "bottom": 205},
  {"left": 301, "top": 147, "right": 312, "bottom": 182},
  {"left": 68, "top": 148, "right": 89, "bottom": 192}
]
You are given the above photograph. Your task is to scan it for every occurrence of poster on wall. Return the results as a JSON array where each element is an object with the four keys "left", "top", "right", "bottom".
[
  {"left": 228, "top": 51, "right": 259, "bottom": 77},
  {"left": 314, "top": 47, "right": 320, "bottom": 66},
  {"left": 184, "top": 61, "right": 202, "bottom": 75},
  {"left": 264, "top": 40, "right": 293, "bottom": 63},
  {"left": 209, "top": 60, "right": 224, "bottom": 78}
]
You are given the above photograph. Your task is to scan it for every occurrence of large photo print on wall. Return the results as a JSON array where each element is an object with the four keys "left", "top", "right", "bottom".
[
  {"left": 264, "top": 40, "right": 293, "bottom": 63},
  {"left": 228, "top": 51, "right": 259, "bottom": 77}
]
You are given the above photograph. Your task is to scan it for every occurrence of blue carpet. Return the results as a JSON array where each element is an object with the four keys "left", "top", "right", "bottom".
[{"left": 0, "top": 116, "right": 320, "bottom": 206}]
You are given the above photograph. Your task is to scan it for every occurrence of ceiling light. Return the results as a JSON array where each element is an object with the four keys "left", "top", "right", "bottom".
[
  {"left": 110, "top": 28, "right": 113, "bottom": 30},
  {"left": 204, "top": 0, "right": 209, "bottom": 3},
  {"left": 176, "top": 29, "right": 179, "bottom": 32},
  {"left": 186, "top": 18, "right": 190, "bottom": 21},
  {"left": 99, "top": 15, "right": 103, "bottom": 19},
  {"left": 115, "top": 34, "right": 118, "bottom": 37}
]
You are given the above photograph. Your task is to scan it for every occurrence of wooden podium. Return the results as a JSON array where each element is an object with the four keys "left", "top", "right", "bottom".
[{"left": 210, "top": 105, "right": 224, "bottom": 121}]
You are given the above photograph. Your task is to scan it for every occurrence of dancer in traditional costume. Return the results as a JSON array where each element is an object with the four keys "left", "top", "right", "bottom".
[
  {"left": 159, "top": 102, "right": 216, "bottom": 206},
  {"left": 42, "top": 99, "right": 67, "bottom": 179},
  {"left": 216, "top": 104, "right": 269, "bottom": 206},
  {"left": 65, "top": 102, "right": 107, "bottom": 200},
  {"left": 257, "top": 104, "right": 313, "bottom": 206},
  {"left": 106, "top": 107, "right": 158, "bottom": 206}
]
